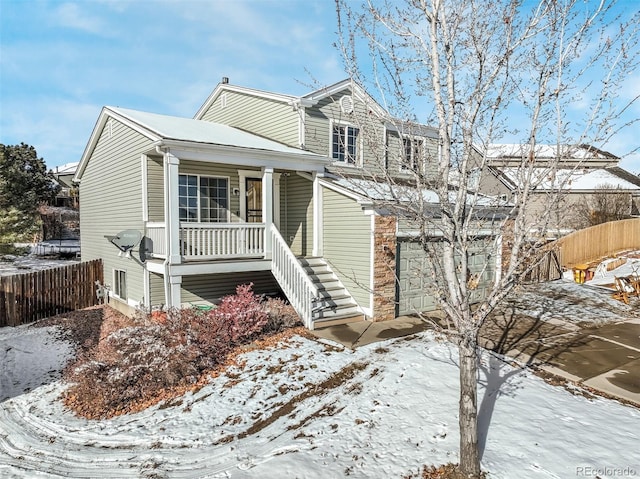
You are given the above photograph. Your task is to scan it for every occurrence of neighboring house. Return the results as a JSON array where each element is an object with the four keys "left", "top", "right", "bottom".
[
  {"left": 477, "top": 144, "right": 640, "bottom": 235},
  {"left": 75, "top": 79, "right": 501, "bottom": 328},
  {"left": 52, "top": 162, "right": 79, "bottom": 209}
]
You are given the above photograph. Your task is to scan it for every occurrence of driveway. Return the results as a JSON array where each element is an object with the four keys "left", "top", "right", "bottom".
[
  {"left": 479, "top": 280, "right": 640, "bottom": 405},
  {"left": 314, "top": 281, "right": 640, "bottom": 406}
]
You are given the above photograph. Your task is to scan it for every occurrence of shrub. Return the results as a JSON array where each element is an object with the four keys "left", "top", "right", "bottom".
[
  {"left": 210, "top": 283, "right": 269, "bottom": 343},
  {"left": 263, "top": 297, "right": 301, "bottom": 333},
  {"left": 65, "top": 284, "right": 300, "bottom": 418}
]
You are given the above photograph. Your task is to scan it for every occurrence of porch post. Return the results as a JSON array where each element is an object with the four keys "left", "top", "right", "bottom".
[
  {"left": 312, "top": 172, "right": 323, "bottom": 257},
  {"left": 164, "top": 151, "right": 181, "bottom": 265},
  {"left": 169, "top": 274, "right": 182, "bottom": 309},
  {"left": 163, "top": 151, "right": 181, "bottom": 308},
  {"left": 263, "top": 167, "right": 274, "bottom": 259}
]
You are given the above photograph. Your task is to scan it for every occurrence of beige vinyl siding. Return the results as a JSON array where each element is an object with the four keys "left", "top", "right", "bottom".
[
  {"left": 180, "top": 272, "right": 281, "bottom": 304},
  {"left": 280, "top": 173, "right": 313, "bottom": 255},
  {"left": 147, "top": 156, "right": 164, "bottom": 221},
  {"left": 304, "top": 89, "right": 386, "bottom": 175},
  {"left": 149, "top": 272, "right": 166, "bottom": 305},
  {"left": 200, "top": 90, "right": 299, "bottom": 147},
  {"left": 322, "top": 187, "right": 371, "bottom": 307},
  {"left": 79, "top": 118, "right": 152, "bottom": 305},
  {"left": 179, "top": 161, "right": 259, "bottom": 223}
]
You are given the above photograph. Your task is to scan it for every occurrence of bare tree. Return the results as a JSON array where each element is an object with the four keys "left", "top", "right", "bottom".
[
  {"left": 334, "top": 0, "right": 639, "bottom": 477},
  {"left": 574, "top": 183, "right": 633, "bottom": 227}
]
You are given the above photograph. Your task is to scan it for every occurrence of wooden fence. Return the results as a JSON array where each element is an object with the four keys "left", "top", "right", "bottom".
[
  {"left": 555, "top": 218, "right": 640, "bottom": 268},
  {"left": 522, "top": 249, "right": 562, "bottom": 283},
  {"left": 0, "top": 259, "right": 103, "bottom": 327}
]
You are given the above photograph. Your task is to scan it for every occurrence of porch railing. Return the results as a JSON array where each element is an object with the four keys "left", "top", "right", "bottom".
[
  {"left": 145, "top": 222, "right": 265, "bottom": 260},
  {"left": 270, "top": 224, "right": 318, "bottom": 329}
]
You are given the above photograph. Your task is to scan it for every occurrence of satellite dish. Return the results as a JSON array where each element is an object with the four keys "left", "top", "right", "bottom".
[{"left": 108, "top": 230, "right": 142, "bottom": 253}]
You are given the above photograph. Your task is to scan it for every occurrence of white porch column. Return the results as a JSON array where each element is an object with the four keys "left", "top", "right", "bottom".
[
  {"left": 164, "top": 151, "right": 181, "bottom": 265},
  {"left": 312, "top": 172, "right": 323, "bottom": 257},
  {"left": 163, "top": 151, "right": 182, "bottom": 308},
  {"left": 168, "top": 274, "right": 182, "bottom": 309},
  {"left": 262, "top": 167, "right": 274, "bottom": 259}
]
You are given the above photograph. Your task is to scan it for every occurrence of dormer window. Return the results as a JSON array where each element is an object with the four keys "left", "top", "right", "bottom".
[
  {"left": 401, "top": 136, "right": 425, "bottom": 172},
  {"left": 332, "top": 122, "right": 360, "bottom": 165}
]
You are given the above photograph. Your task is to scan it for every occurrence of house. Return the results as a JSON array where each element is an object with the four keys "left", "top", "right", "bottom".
[
  {"left": 477, "top": 144, "right": 640, "bottom": 235},
  {"left": 52, "top": 162, "right": 79, "bottom": 209},
  {"left": 75, "top": 79, "right": 501, "bottom": 328}
]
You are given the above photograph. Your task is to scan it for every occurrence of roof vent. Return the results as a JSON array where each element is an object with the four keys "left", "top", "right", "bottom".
[
  {"left": 222, "top": 77, "right": 229, "bottom": 84},
  {"left": 340, "top": 95, "right": 354, "bottom": 114}
]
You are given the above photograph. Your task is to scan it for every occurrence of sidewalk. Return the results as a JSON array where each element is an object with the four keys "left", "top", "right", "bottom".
[{"left": 311, "top": 315, "right": 640, "bottom": 407}]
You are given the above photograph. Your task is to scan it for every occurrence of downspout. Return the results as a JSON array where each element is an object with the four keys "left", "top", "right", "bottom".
[{"left": 157, "top": 145, "right": 171, "bottom": 308}]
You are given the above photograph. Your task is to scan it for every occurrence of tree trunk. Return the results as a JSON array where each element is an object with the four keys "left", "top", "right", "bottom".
[{"left": 459, "top": 335, "right": 480, "bottom": 478}]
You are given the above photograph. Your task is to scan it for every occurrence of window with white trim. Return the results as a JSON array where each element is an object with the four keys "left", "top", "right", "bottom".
[
  {"left": 113, "top": 269, "right": 127, "bottom": 300},
  {"left": 402, "top": 136, "right": 425, "bottom": 172},
  {"left": 179, "top": 174, "right": 229, "bottom": 222},
  {"left": 332, "top": 123, "right": 360, "bottom": 165}
]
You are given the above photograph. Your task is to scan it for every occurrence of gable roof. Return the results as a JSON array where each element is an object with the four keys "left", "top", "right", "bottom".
[
  {"left": 76, "top": 106, "right": 328, "bottom": 181},
  {"left": 194, "top": 83, "right": 298, "bottom": 120},
  {"left": 194, "top": 78, "right": 438, "bottom": 138},
  {"left": 487, "top": 143, "right": 619, "bottom": 163}
]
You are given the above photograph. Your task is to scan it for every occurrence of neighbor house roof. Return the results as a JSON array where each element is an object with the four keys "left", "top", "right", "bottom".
[
  {"left": 495, "top": 166, "right": 640, "bottom": 192},
  {"left": 487, "top": 143, "right": 619, "bottom": 161}
]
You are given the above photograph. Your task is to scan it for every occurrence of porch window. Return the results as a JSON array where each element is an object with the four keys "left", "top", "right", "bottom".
[
  {"left": 332, "top": 123, "right": 359, "bottom": 165},
  {"left": 179, "top": 174, "right": 229, "bottom": 222},
  {"left": 402, "top": 136, "right": 424, "bottom": 172}
]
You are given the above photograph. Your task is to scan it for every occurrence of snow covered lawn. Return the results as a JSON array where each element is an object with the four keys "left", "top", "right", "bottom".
[{"left": 1, "top": 317, "right": 638, "bottom": 478}]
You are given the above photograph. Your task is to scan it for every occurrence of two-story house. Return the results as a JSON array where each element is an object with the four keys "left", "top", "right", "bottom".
[
  {"left": 477, "top": 144, "right": 640, "bottom": 235},
  {"left": 75, "top": 79, "right": 501, "bottom": 329}
]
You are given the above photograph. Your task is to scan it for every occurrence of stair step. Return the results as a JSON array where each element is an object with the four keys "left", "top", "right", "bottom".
[
  {"left": 313, "top": 314, "right": 365, "bottom": 328},
  {"left": 307, "top": 272, "right": 335, "bottom": 282},
  {"left": 313, "top": 304, "right": 361, "bottom": 320},
  {"left": 314, "top": 295, "right": 356, "bottom": 309},
  {"left": 298, "top": 257, "right": 325, "bottom": 267}
]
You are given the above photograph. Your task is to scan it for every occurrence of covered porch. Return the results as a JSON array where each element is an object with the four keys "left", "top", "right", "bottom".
[{"left": 144, "top": 138, "right": 329, "bottom": 324}]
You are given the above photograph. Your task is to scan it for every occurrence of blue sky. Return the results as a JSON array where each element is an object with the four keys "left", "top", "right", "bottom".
[{"left": 1, "top": 0, "right": 639, "bottom": 173}]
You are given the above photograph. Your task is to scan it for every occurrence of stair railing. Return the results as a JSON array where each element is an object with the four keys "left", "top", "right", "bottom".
[{"left": 270, "top": 224, "right": 319, "bottom": 329}]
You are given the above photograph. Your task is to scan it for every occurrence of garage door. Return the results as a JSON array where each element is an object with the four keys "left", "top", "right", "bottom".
[{"left": 396, "top": 238, "right": 496, "bottom": 317}]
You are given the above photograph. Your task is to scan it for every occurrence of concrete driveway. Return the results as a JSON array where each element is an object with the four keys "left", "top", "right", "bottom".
[
  {"left": 312, "top": 313, "right": 640, "bottom": 407},
  {"left": 479, "top": 311, "right": 640, "bottom": 406}
]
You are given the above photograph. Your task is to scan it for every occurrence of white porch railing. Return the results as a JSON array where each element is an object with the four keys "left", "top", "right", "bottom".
[
  {"left": 270, "top": 224, "right": 318, "bottom": 329},
  {"left": 145, "top": 222, "right": 265, "bottom": 260}
]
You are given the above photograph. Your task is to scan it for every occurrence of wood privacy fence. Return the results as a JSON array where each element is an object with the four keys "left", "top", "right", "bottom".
[
  {"left": 522, "top": 249, "right": 562, "bottom": 283},
  {"left": 0, "top": 259, "right": 103, "bottom": 327},
  {"left": 555, "top": 218, "right": 640, "bottom": 268}
]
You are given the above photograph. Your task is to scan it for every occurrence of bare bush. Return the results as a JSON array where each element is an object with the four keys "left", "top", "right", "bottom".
[{"left": 63, "top": 284, "right": 297, "bottom": 418}]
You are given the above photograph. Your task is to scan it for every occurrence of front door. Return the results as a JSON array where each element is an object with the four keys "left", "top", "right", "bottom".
[{"left": 246, "top": 178, "right": 262, "bottom": 223}]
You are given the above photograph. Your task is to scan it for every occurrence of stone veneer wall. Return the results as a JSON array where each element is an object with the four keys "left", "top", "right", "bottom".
[{"left": 372, "top": 215, "right": 397, "bottom": 321}]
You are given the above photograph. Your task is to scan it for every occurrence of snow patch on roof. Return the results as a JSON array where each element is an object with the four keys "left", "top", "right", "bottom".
[{"left": 109, "top": 107, "right": 324, "bottom": 158}]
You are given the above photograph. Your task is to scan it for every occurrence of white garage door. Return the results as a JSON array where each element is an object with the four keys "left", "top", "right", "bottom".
[{"left": 396, "top": 239, "right": 496, "bottom": 317}]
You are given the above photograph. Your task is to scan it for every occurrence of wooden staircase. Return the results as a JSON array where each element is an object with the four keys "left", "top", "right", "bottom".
[{"left": 297, "top": 257, "right": 364, "bottom": 326}]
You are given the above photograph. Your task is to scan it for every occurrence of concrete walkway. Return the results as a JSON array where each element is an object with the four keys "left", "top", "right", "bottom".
[{"left": 311, "top": 315, "right": 640, "bottom": 407}]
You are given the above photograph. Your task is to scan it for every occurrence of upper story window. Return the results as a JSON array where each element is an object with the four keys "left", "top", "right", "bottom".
[
  {"left": 402, "top": 137, "right": 425, "bottom": 172},
  {"left": 332, "top": 123, "right": 360, "bottom": 165},
  {"left": 179, "top": 174, "right": 229, "bottom": 222}
]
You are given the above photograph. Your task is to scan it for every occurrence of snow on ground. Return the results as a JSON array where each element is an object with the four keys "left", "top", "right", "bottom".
[
  {"left": 0, "top": 324, "right": 74, "bottom": 402},
  {"left": 0, "top": 324, "right": 638, "bottom": 479},
  {"left": 0, "top": 255, "right": 79, "bottom": 277}
]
